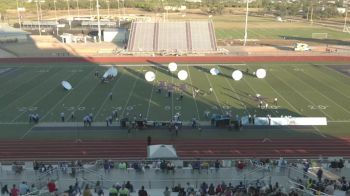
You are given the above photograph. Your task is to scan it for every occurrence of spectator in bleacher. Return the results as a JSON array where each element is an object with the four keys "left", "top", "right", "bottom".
[
  {"left": 10, "top": 184, "right": 19, "bottom": 196},
  {"left": 74, "top": 182, "right": 81, "bottom": 195},
  {"left": 138, "top": 186, "right": 148, "bottom": 196},
  {"left": 317, "top": 168, "right": 323, "bottom": 182},
  {"left": 108, "top": 185, "right": 118, "bottom": 196},
  {"left": 83, "top": 184, "right": 92, "bottom": 196},
  {"left": 223, "top": 187, "right": 233, "bottom": 196},
  {"left": 208, "top": 183, "right": 215, "bottom": 195},
  {"left": 215, "top": 160, "right": 220, "bottom": 171},
  {"left": 186, "top": 182, "right": 194, "bottom": 194},
  {"left": 125, "top": 181, "right": 134, "bottom": 192},
  {"left": 163, "top": 187, "right": 171, "bottom": 196},
  {"left": 94, "top": 181, "right": 104, "bottom": 196},
  {"left": 29, "top": 184, "right": 39, "bottom": 195},
  {"left": 1, "top": 184, "right": 9, "bottom": 195},
  {"left": 303, "top": 160, "right": 310, "bottom": 178},
  {"left": 166, "top": 161, "right": 175, "bottom": 174},
  {"left": 178, "top": 188, "right": 186, "bottom": 196},
  {"left": 64, "top": 185, "right": 75, "bottom": 196},
  {"left": 115, "top": 183, "right": 122, "bottom": 192},
  {"left": 119, "top": 184, "right": 130, "bottom": 196},
  {"left": 215, "top": 184, "right": 223, "bottom": 195},
  {"left": 325, "top": 182, "right": 335, "bottom": 195},
  {"left": 103, "top": 160, "right": 110, "bottom": 174},
  {"left": 47, "top": 180, "right": 57, "bottom": 194},
  {"left": 200, "top": 182, "right": 208, "bottom": 195},
  {"left": 19, "top": 181, "right": 29, "bottom": 195}
]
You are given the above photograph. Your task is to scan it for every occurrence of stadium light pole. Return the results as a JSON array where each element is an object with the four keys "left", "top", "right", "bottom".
[
  {"left": 243, "top": 0, "right": 249, "bottom": 46},
  {"left": 89, "top": 0, "right": 93, "bottom": 19},
  {"left": 344, "top": 8, "right": 348, "bottom": 32},
  {"left": 66, "top": 0, "right": 71, "bottom": 19},
  {"left": 76, "top": 0, "right": 80, "bottom": 17},
  {"left": 35, "top": 0, "right": 42, "bottom": 36},
  {"left": 106, "top": 0, "right": 110, "bottom": 18},
  {"left": 96, "top": 0, "right": 102, "bottom": 43},
  {"left": 53, "top": 0, "right": 57, "bottom": 21},
  {"left": 16, "top": 0, "right": 22, "bottom": 29}
]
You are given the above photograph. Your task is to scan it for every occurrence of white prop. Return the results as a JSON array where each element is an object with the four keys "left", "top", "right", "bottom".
[
  {"left": 232, "top": 70, "right": 243, "bottom": 81},
  {"left": 145, "top": 71, "right": 156, "bottom": 82},
  {"left": 177, "top": 70, "right": 188, "bottom": 81},
  {"left": 210, "top": 68, "right": 220, "bottom": 75},
  {"left": 103, "top": 67, "right": 118, "bottom": 78},
  {"left": 168, "top": 62, "right": 178, "bottom": 72},
  {"left": 61, "top": 81, "right": 72, "bottom": 90},
  {"left": 256, "top": 69, "right": 267, "bottom": 79}
]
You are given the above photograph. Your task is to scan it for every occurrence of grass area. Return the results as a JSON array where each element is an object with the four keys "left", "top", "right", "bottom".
[{"left": 0, "top": 62, "right": 350, "bottom": 140}]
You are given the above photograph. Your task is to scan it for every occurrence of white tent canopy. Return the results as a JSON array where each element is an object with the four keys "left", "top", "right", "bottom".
[{"left": 147, "top": 144, "right": 178, "bottom": 159}]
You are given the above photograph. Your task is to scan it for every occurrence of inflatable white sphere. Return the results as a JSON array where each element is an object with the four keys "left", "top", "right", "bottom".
[
  {"left": 232, "top": 70, "right": 243, "bottom": 81},
  {"left": 256, "top": 69, "right": 267, "bottom": 79},
  {"left": 168, "top": 62, "right": 178, "bottom": 72},
  {"left": 145, "top": 71, "right": 156, "bottom": 82},
  {"left": 177, "top": 70, "right": 188, "bottom": 81}
]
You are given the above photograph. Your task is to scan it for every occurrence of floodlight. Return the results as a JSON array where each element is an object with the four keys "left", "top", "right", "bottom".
[
  {"left": 145, "top": 71, "right": 156, "bottom": 82},
  {"left": 232, "top": 70, "right": 243, "bottom": 81},
  {"left": 168, "top": 62, "right": 178, "bottom": 72},
  {"left": 210, "top": 68, "right": 220, "bottom": 75},
  {"left": 256, "top": 69, "right": 267, "bottom": 79},
  {"left": 177, "top": 70, "right": 188, "bottom": 81}
]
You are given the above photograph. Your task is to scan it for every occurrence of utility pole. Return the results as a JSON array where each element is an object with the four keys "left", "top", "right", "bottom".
[
  {"left": 243, "top": 0, "right": 249, "bottom": 46},
  {"left": 344, "top": 7, "right": 348, "bottom": 32},
  {"left": 38, "top": 0, "right": 43, "bottom": 20},
  {"left": 97, "top": 0, "right": 102, "bottom": 43},
  {"left": 16, "top": 0, "right": 22, "bottom": 29},
  {"left": 76, "top": 0, "right": 80, "bottom": 17},
  {"left": 66, "top": 0, "right": 70, "bottom": 19},
  {"left": 35, "top": 0, "right": 41, "bottom": 36},
  {"left": 106, "top": 0, "right": 110, "bottom": 18},
  {"left": 54, "top": 0, "right": 58, "bottom": 35}
]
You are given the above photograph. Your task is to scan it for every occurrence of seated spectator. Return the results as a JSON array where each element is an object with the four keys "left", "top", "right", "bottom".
[
  {"left": 166, "top": 161, "right": 175, "bottom": 174},
  {"left": 1, "top": 185, "right": 9, "bottom": 195},
  {"left": 138, "top": 186, "right": 148, "bottom": 196},
  {"left": 64, "top": 185, "right": 75, "bottom": 196},
  {"left": 119, "top": 185, "right": 130, "bottom": 196},
  {"left": 186, "top": 182, "right": 194, "bottom": 195},
  {"left": 215, "top": 184, "right": 223, "bottom": 194},
  {"left": 163, "top": 187, "right": 171, "bottom": 196},
  {"left": 160, "top": 160, "right": 167, "bottom": 172},
  {"left": 178, "top": 188, "right": 186, "bottom": 196},
  {"left": 10, "top": 185, "right": 19, "bottom": 196},
  {"left": 200, "top": 182, "right": 208, "bottom": 195},
  {"left": 192, "top": 160, "right": 201, "bottom": 173},
  {"left": 109, "top": 185, "right": 118, "bottom": 196},
  {"left": 215, "top": 160, "right": 220, "bottom": 171},
  {"left": 236, "top": 181, "right": 246, "bottom": 192},
  {"left": 125, "top": 181, "right": 134, "bottom": 192},
  {"left": 208, "top": 183, "right": 215, "bottom": 195},
  {"left": 19, "top": 181, "right": 29, "bottom": 195},
  {"left": 83, "top": 184, "right": 92, "bottom": 196},
  {"left": 95, "top": 181, "right": 104, "bottom": 196},
  {"left": 173, "top": 184, "right": 182, "bottom": 192},
  {"left": 47, "top": 180, "right": 57, "bottom": 194}
]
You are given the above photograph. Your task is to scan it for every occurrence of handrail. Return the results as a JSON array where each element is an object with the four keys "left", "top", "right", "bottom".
[{"left": 288, "top": 180, "right": 331, "bottom": 196}]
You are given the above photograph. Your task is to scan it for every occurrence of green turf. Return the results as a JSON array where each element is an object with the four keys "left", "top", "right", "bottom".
[{"left": 0, "top": 62, "right": 350, "bottom": 140}]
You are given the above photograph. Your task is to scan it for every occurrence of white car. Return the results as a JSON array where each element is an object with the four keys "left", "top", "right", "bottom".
[{"left": 294, "top": 43, "right": 311, "bottom": 51}]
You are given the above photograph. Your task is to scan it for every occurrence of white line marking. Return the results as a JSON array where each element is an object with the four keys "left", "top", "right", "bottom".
[
  {"left": 273, "top": 71, "right": 334, "bottom": 120},
  {"left": 146, "top": 70, "right": 158, "bottom": 119},
  {"left": 95, "top": 71, "right": 125, "bottom": 118},
  {"left": 186, "top": 66, "right": 200, "bottom": 120},
  {"left": 40, "top": 67, "right": 97, "bottom": 121},
  {"left": 20, "top": 126, "right": 35, "bottom": 139},
  {"left": 203, "top": 68, "right": 224, "bottom": 114},
  {"left": 120, "top": 75, "right": 139, "bottom": 117}
]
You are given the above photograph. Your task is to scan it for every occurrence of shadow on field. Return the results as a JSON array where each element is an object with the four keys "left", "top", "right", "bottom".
[
  {"left": 280, "top": 35, "right": 350, "bottom": 46},
  {"left": 146, "top": 60, "right": 177, "bottom": 79}
]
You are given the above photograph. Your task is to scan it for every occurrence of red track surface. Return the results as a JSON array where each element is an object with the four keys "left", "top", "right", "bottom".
[
  {"left": 0, "top": 138, "right": 350, "bottom": 160},
  {"left": 1, "top": 55, "right": 350, "bottom": 160}
]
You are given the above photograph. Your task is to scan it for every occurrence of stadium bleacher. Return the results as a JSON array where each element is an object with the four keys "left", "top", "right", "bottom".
[{"left": 127, "top": 20, "right": 218, "bottom": 53}]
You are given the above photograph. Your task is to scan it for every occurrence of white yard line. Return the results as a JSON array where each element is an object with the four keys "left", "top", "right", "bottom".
[
  {"left": 281, "top": 68, "right": 350, "bottom": 115},
  {"left": 95, "top": 71, "right": 125, "bottom": 118},
  {"left": 273, "top": 73, "right": 334, "bottom": 121},
  {"left": 40, "top": 68, "right": 97, "bottom": 121},
  {"left": 120, "top": 75, "right": 139, "bottom": 118},
  {"left": 203, "top": 68, "right": 224, "bottom": 114},
  {"left": 171, "top": 70, "right": 174, "bottom": 118},
  {"left": 328, "top": 120, "right": 350, "bottom": 123},
  {"left": 186, "top": 66, "right": 200, "bottom": 120},
  {"left": 302, "top": 69, "right": 350, "bottom": 100},
  {"left": 0, "top": 69, "right": 63, "bottom": 114},
  {"left": 20, "top": 126, "right": 35, "bottom": 139},
  {"left": 219, "top": 66, "right": 249, "bottom": 115},
  {"left": 146, "top": 70, "right": 158, "bottom": 119}
]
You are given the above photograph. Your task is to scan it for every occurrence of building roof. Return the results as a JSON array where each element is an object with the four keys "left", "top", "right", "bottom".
[{"left": 0, "top": 24, "right": 30, "bottom": 36}]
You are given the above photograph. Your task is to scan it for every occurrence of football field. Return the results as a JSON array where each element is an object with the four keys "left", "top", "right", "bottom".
[{"left": 0, "top": 62, "right": 350, "bottom": 140}]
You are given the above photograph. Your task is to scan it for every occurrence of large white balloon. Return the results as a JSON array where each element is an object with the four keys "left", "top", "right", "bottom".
[
  {"left": 177, "top": 70, "right": 188, "bottom": 81},
  {"left": 210, "top": 68, "right": 220, "bottom": 75},
  {"left": 145, "top": 71, "right": 156, "bottom": 82},
  {"left": 61, "top": 81, "right": 72, "bottom": 90},
  {"left": 256, "top": 69, "right": 267, "bottom": 79},
  {"left": 232, "top": 70, "right": 243, "bottom": 81},
  {"left": 168, "top": 62, "right": 178, "bottom": 72}
]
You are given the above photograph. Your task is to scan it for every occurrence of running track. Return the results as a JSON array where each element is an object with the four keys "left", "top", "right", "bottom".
[{"left": 1, "top": 55, "right": 350, "bottom": 160}]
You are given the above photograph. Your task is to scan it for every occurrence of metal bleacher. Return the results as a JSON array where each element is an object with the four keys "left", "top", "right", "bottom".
[{"left": 127, "top": 20, "right": 217, "bottom": 54}]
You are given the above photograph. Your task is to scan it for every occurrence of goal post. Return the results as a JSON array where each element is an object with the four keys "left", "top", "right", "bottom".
[{"left": 311, "top": 33, "right": 328, "bottom": 39}]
